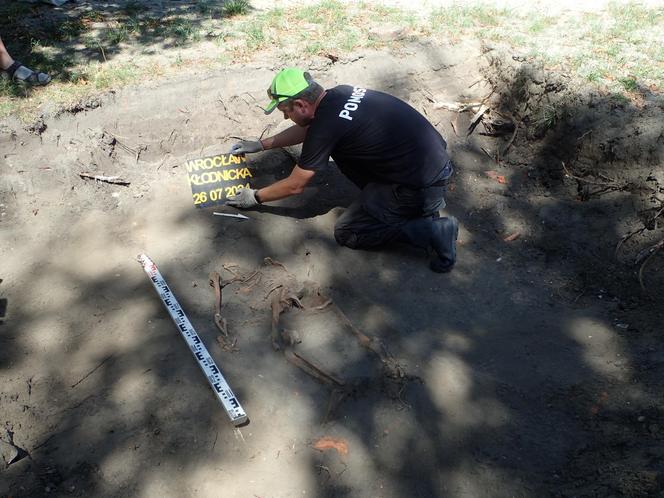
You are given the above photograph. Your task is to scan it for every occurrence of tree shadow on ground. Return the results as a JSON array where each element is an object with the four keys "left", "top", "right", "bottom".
[
  {"left": 332, "top": 43, "right": 664, "bottom": 497},
  {"left": 219, "top": 44, "right": 663, "bottom": 495},
  {"left": 476, "top": 56, "right": 664, "bottom": 496},
  {"left": 244, "top": 42, "right": 664, "bottom": 497},
  {"left": 1, "top": 0, "right": 250, "bottom": 96},
  {"left": 1, "top": 39, "right": 663, "bottom": 498},
  {"left": 251, "top": 151, "right": 358, "bottom": 219}
]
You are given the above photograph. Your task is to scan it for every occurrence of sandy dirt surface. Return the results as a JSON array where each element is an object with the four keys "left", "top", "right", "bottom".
[{"left": 1, "top": 5, "right": 664, "bottom": 498}]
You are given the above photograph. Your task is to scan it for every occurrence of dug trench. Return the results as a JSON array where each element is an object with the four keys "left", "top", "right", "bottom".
[{"left": 1, "top": 41, "right": 663, "bottom": 497}]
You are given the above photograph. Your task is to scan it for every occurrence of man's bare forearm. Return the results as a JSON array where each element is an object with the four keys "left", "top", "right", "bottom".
[
  {"left": 256, "top": 178, "right": 302, "bottom": 203},
  {"left": 256, "top": 165, "right": 316, "bottom": 203},
  {"left": 260, "top": 125, "right": 307, "bottom": 150}
]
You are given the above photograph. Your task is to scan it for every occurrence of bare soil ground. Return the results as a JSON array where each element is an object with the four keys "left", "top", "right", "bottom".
[{"left": 1, "top": 3, "right": 664, "bottom": 498}]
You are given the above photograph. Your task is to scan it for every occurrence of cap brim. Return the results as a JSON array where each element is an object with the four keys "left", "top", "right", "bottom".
[{"left": 264, "top": 98, "right": 279, "bottom": 115}]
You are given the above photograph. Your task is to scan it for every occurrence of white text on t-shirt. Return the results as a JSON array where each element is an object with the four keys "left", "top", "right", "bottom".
[{"left": 338, "top": 86, "right": 367, "bottom": 121}]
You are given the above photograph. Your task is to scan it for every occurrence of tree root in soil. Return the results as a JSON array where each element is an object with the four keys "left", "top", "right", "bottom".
[
  {"left": 561, "top": 161, "right": 635, "bottom": 200},
  {"left": 615, "top": 227, "right": 663, "bottom": 293},
  {"left": 615, "top": 227, "right": 647, "bottom": 258},
  {"left": 636, "top": 239, "right": 664, "bottom": 291},
  {"left": 562, "top": 161, "right": 663, "bottom": 292},
  {"left": 431, "top": 97, "right": 526, "bottom": 162}
]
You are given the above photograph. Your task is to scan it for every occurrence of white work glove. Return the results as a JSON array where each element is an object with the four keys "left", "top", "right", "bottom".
[
  {"left": 229, "top": 139, "right": 263, "bottom": 155},
  {"left": 226, "top": 188, "right": 260, "bottom": 208}
]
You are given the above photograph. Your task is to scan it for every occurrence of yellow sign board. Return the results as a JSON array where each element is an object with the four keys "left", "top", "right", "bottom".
[{"left": 184, "top": 153, "right": 255, "bottom": 208}]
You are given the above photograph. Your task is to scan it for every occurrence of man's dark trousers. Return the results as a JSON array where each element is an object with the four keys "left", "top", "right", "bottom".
[{"left": 334, "top": 179, "right": 455, "bottom": 264}]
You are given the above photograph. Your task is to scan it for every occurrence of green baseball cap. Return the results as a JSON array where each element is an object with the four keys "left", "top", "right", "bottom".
[{"left": 264, "top": 68, "right": 313, "bottom": 115}]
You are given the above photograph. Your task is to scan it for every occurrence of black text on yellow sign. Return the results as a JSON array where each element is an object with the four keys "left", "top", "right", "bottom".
[{"left": 185, "top": 154, "right": 255, "bottom": 208}]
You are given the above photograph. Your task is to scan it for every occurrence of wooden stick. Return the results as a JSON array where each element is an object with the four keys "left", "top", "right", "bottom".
[
  {"left": 432, "top": 101, "right": 483, "bottom": 112},
  {"left": 469, "top": 78, "right": 484, "bottom": 88},
  {"left": 79, "top": 173, "right": 130, "bottom": 186},
  {"left": 467, "top": 104, "right": 489, "bottom": 136},
  {"left": 501, "top": 116, "right": 521, "bottom": 157},
  {"left": 615, "top": 227, "right": 645, "bottom": 257},
  {"left": 480, "top": 146, "right": 496, "bottom": 162},
  {"left": 561, "top": 162, "right": 623, "bottom": 188},
  {"left": 71, "top": 355, "right": 113, "bottom": 388},
  {"left": 450, "top": 118, "right": 459, "bottom": 137}
]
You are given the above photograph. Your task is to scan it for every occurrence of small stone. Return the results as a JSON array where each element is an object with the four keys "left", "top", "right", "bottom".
[
  {"left": 638, "top": 416, "right": 646, "bottom": 422},
  {"left": 368, "top": 24, "right": 406, "bottom": 42},
  {"left": 0, "top": 439, "right": 19, "bottom": 467}
]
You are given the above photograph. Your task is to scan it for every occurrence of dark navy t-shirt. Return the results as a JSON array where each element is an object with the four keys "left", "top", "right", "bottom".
[{"left": 300, "top": 85, "right": 451, "bottom": 188}]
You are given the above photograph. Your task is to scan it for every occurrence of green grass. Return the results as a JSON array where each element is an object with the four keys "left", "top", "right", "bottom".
[
  {"left": 528, "top": 15, "right": 555, "bottom": 33},
  {"left": 244, "top": 21, "right": 267, "bottom": 49},
  {"left": 619, "top": 76, "right": 638, "bottom": 91},
  {"left": 66, "top": 66, "right": 92, "bottom": 84},
  {"left": 196, "top": 0, "right": 219, "bottom": 16},
  {"left": 0, "top": 79, "right": 26, "bottom": 99},
  {"left": 82, "top": 34, "right": 101, "bottom": 51},
  {"left": 196, "top": 0, "right": 249, "bottom": 18},
  {"left": 603, "top": 42, "right": 624, "bottom": 60},
  {"left": 90, "top": 63, "right": 140, "bottom": 89},
  {"left": 83, "top": 10, "right": 105, "bottom": 23},
  {"left": 401, "top": 12, "right": 419, "bottom": 29},
  {"left": 124, "top": 1, "right": 149, "bottom": 17},
  {"left": 104, "top": 24, "right": 134, "bottom": 45},
  {"left": 607, "top": 1, "right": 662, "bottom": 33},
  {"left": 533, "top": 104, "right": 559, "bottom": 132},
  {"left": 655, "top": 44, "right": 664, "bottom": 62},
  {"left": 162, "top": 18, "right": 202, "bottom": 45},
  {"left": 36, "top": 18, "right": 88, "bottom": 44},
  {"left": 430, "top": 5, "right": 509, "bottom": 30},
  {"left": 506, "top": 32, "right": 528, "bottom": 46},
  {"left": 609, "top": 92, "right": 631, "bottom": 106},
  {"left": 585, "top": 68, "right": 607, "bottom": 84},
  {"left": 294, "top": 0, "right": 346, "bottom": 24},
  {"left": 0, "top": 98, "right": 14, "bottom": 116},
  {"left": 573, "top": 4, "right": 663, "bottom": 91},
  {"left": 339, "top": 29, "right": 360, "bottom": 51},
  {"left": 238, "top": 1, "right": 368, "bottom": 54},
  {"left": 305, "top": 40, "right": 325, "bottom": 55},
  {"left": 90, "top": 15, "right": 204, "bottom": 47},
  {"left": 1, "top": 0, "right": 663, "bottom": 121},
  {"left": 1, "top": 2, "right": 35, "bottom": 23},
  {"left": 223, "top": 0, "right": 251, "bottom": 17},
  {"left": 261, "top": 8, "right": 286, "bottom": 25}
]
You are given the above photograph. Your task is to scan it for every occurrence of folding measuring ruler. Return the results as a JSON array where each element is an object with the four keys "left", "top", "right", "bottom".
[{"left": 138, "top": 254, "right": 248, "bottom": 426}]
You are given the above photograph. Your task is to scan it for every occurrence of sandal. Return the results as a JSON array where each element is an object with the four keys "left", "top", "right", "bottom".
[{"left": 1, "top": 61, "right": 51, "bottom": 86}]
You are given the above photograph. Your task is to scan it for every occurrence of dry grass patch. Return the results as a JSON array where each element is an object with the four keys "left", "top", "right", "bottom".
[{"left": 1, "top": 1, "right": 662, "bottom": 121}]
